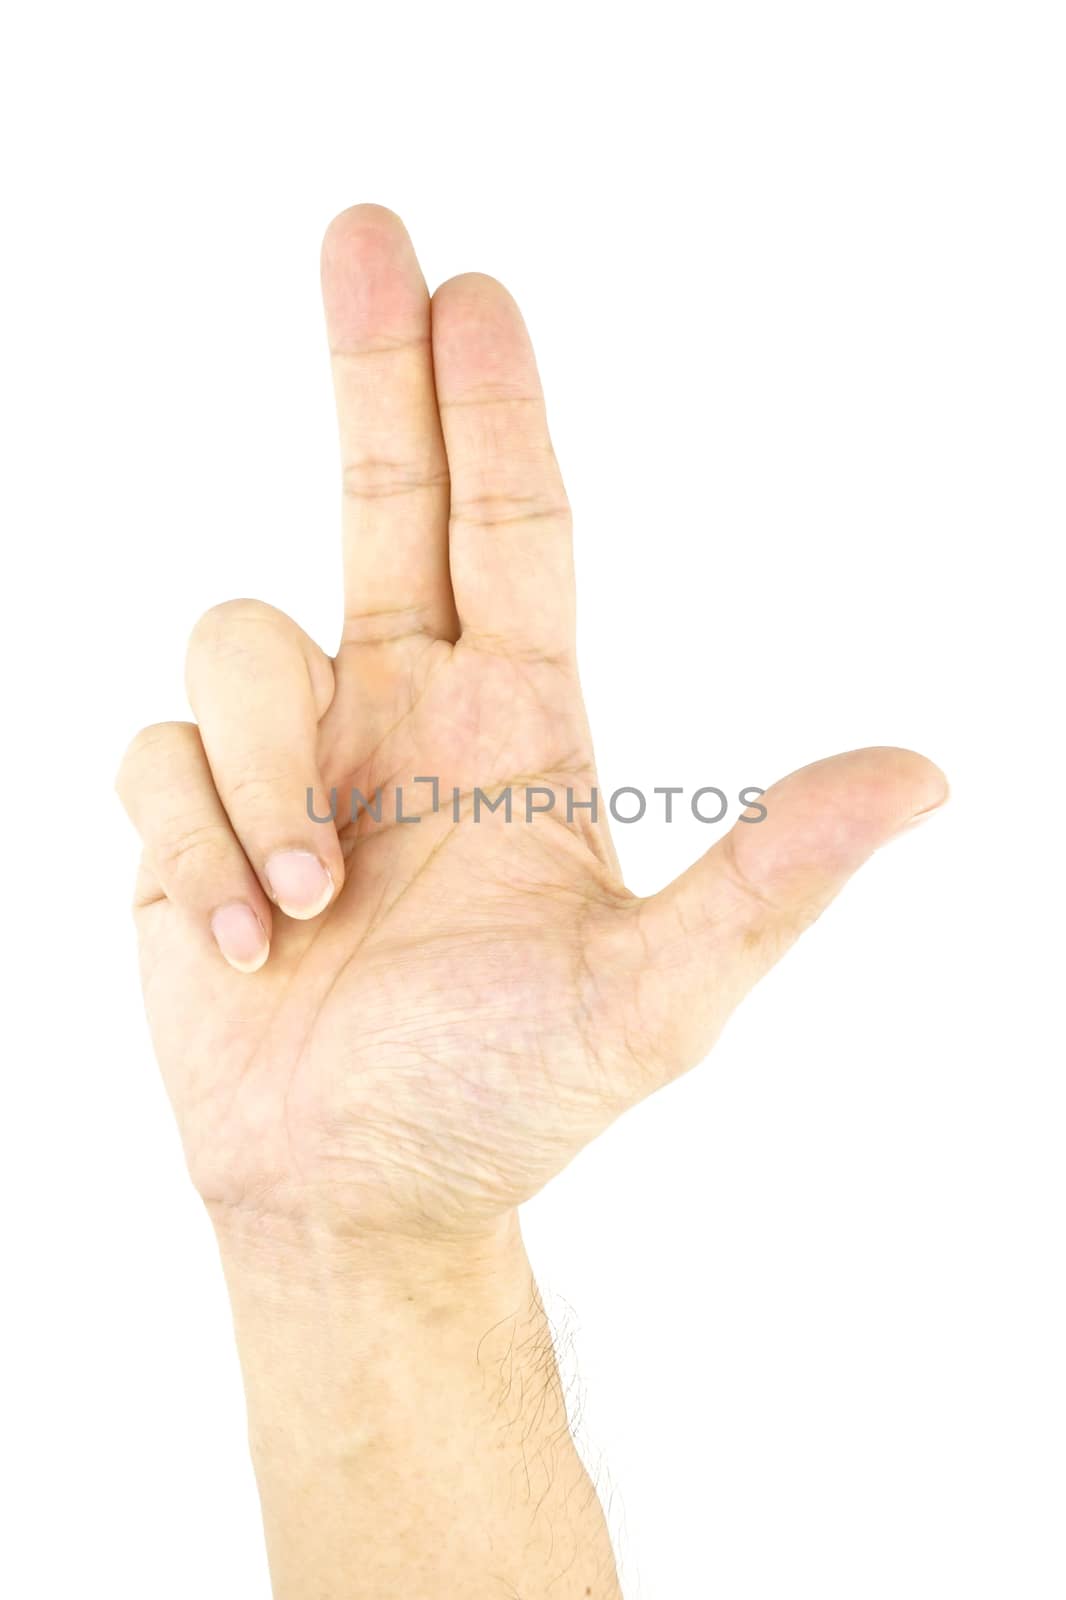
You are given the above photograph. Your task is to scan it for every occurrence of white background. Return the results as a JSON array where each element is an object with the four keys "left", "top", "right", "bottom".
[{"left": 3, "top": 4, "right": 1063, "bottom": 1596}]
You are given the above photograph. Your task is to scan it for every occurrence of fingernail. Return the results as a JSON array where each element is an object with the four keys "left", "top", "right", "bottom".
[
  {"left": 891, "top": 790, "right": 950, "bottom": 841},
  {"left": 265, "top": 850, "right": 334, "bottom": 919},
  {"left": 211, "top": 904, "right": 269, "bottom": 973}
]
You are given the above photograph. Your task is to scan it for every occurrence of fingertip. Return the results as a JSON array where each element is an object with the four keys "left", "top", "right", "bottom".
[
  {"left": 264, "top": 850, "right": 338, "bottom": 921},
  {"left": 223, "top": 946, "right": 271, "bottom": 975},
  {"left": 322, "top": 201, "right": 407, "bottom": 255},
  {"left": 899, "top": 748, "right": 950, "bottom": 816},
  {"left": 832, "top": 745, "right": 950, "bottom": 824},
  {"left": 720, "top": 745, "right": 950, "bottom": 905},
  {"left": 431, "top": 270, "right": 515, "bottom": 307},
  {"left": 430, "top": 274, "right": 539, "bottom": 403},
  {"left": 211, "top": 903, "right": 271, "bottom": 974},
  {"left": 430, "top": 273, "right": 525, "bottom": 344},
  {"left": 321, "top": 205, "right": 427, "bottom": 349}
]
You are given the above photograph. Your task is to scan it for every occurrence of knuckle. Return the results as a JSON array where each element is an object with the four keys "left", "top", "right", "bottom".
[
  {"left": 222, "top": 769, "right": 286, "bottom": 814},
  {"left": 116, "top": 721, "right": 196, "bottom": 796},
  {"left": 449, "top": 489, "right": 571, "bottom": 529},
  {"left": 439, "top": 384, "right": 540, "bottom": 411},
  {"left": 342, "top": 457, "right": 449, "bottom": 502},
  {"left": 155, "top": 819, "right": 234, "bottom": 882},
  {"left": 187, "top": 597, "right": 284, "bottom": 661}
]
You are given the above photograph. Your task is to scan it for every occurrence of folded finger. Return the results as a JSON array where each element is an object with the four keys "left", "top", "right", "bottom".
[
  {"left": 185, "top": 599, "right": 343, "bottom": 920},
  {"left": 116, "top": 721, "right": 273, "bottom": 973}
]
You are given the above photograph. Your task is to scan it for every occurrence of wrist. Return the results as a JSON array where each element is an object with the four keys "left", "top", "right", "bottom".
[
  {"left": 208, "top": 1200, "right": 523, "bottom": 1303},
  {"left": 208, "top": 1201, "right": 534, "bottom": 1403}
]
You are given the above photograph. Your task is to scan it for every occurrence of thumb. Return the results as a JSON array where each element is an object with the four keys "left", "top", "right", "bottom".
[{"left": 627, "top": 746, "right": 948, "bottom": 1083}]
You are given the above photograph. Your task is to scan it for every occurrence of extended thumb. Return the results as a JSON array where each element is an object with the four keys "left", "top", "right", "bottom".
[{"left": 630, "top": 746, "right": 948, "bottom": 1081}]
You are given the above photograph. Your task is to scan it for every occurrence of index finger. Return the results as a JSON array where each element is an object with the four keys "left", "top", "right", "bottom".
[{"left": 321, "top": 205, "right": 457, "bottom": 645}]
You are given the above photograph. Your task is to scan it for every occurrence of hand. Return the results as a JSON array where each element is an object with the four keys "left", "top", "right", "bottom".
[{"left": 117, "top": 204, "right": 946, "bottom": 1242}]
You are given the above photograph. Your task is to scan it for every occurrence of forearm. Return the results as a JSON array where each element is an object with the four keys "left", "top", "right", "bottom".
[{"left": 213, "top": 1207, "right": 622, "bottom": 1600}]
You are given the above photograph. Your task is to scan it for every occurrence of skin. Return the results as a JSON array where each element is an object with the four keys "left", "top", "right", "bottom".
[{"left": 117, "top": 204, "right": 947, "bottom": 1597}]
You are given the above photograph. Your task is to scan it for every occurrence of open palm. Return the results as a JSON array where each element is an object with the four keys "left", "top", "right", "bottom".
[{"left": 118, "top": 206, "right": 945, "bottom": 1239}]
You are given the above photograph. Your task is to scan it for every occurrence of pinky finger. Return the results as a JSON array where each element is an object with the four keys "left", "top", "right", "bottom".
[{"left": 116, "top": 721, "right": 273, "bottom": 974}]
